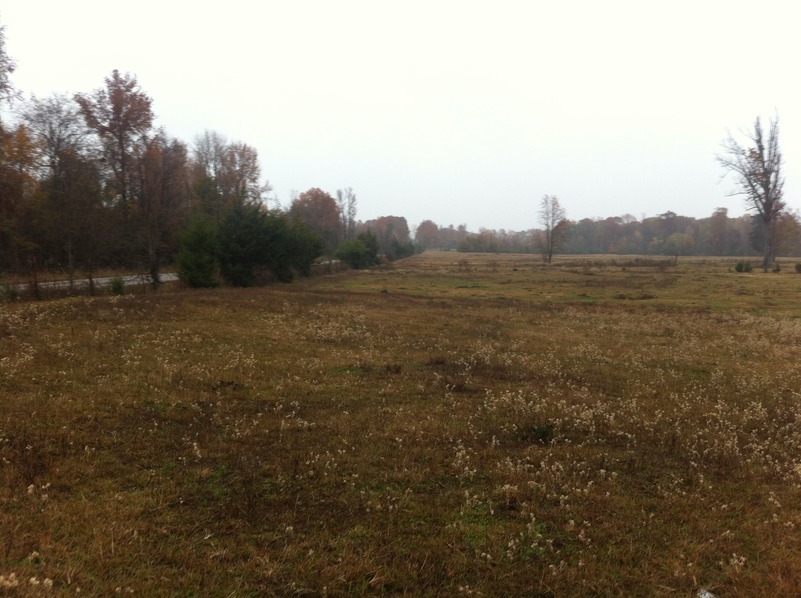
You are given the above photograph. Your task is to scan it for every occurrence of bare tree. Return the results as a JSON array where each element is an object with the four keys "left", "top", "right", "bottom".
[
  {"left": 191, "top": 131, "right": 267, "bottom": 218},
  {"left": 718, "top": 116, "right": 785, "bottom": 270},
  {"left": 336, "top": 187, "right": 357, "bottom": 240},
  {"left": 0, "top": 21, "right": 19, "bottom": 120},
  {"left": 20, "top": 93, "right": 95, "bottom": 284},
  {"left": 535, "top": 194, "right": 568, "bottom": 264},
  {"left": 20, "top": 94, "right": 88, "bottom": 179},
  {"left": 192, "top": 130, "right": 227, "bottom": 179}
]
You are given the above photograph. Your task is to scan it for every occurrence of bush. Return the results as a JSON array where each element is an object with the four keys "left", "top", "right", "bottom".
[
  {"left": 0, "top": 283, "right": 18, "bottom": 302},
  {"left": 0, "top": 283, "right": 19, "bottom": 301},
  {"left": 335, "top": 232, "right": 379, "bottom": 269},
  {"left": 108, "top": 277, "right": 125, "bottom": 295},
  {"left": 335, "top": 241, "right": 375, "bottom": 269},
  {"left": 735, "top": 261, "right": 753, "bottom": 273},
  {"left": 523, "top": 422, "right": 555, "bottom": 445},
  {"left": 795, "top": 263, "right": 801, "bottom": 274}
]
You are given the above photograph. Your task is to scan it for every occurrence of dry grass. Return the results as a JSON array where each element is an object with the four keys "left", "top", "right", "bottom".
[{"left": 2, "top": 252, "right": 801, "bottom": 596}]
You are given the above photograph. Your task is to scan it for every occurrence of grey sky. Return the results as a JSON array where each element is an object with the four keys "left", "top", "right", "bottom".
[{"left": 3, "top": 0, "right": 800, "bottom": 231}]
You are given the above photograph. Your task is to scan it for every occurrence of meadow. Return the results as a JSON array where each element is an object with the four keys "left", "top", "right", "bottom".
[{"left": 2, "top": 251, "right": 801, "bottom": 596}]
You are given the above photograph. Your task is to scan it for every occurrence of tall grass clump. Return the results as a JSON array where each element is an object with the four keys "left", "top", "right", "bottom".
[{"left": 107, "top": 276, "right": 125, "bottom": 295}]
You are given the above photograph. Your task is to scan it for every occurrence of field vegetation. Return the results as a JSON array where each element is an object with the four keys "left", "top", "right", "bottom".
[{"left": 2, "top": 251, "right": 801, "bottom": 596}]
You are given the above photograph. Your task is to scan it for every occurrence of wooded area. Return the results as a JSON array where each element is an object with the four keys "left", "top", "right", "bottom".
[
  {"left": 1, "top": 21, "right": 797, "bottom": 291},
  {"left": 426, "top": 207, "right": 801, "bottom": 258},
  {"left": 0, "top": 23, "right": 416, "bottom": 288}
]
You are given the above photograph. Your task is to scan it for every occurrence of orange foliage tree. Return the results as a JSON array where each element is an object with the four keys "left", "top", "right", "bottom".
[
  {"left": 289, "top": 188, "right": 342, "bottom": 253},
  {"left": 414, "top": 219, "right": 439, "bottom": 251}
]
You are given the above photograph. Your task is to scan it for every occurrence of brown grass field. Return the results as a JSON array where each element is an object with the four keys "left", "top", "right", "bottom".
[{"left": 2, "top": 251, "right": 801, "bottom": 596}]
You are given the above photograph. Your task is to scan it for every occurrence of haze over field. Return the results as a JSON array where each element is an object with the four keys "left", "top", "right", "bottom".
[{"left": 3, "top": 0, "right": 801, "bottom": 230}]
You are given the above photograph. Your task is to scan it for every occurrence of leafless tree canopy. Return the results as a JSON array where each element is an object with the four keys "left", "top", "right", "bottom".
[
  {"left": 0, "top": 23, "right": 18, "bottom": 113},
  {"left": 718, "top": 116, "right": 785, "bottom": 268},
  {"left": 336, "top": 187, "right": 357, "bottom": 241},
  {"left": 536, "top": 194, "right": 568, "bottom": 264}
]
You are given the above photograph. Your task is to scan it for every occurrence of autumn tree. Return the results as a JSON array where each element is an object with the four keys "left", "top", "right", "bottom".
[
  {"left": 75, "top": 70, "right": 154, "bottom": 212},
  {"left": 289, "top": 188, "right": 341, "bottom": 253},
  {"left": 191, "top": 131, "right": 266, "bottom": 220},
  {"left": 434, "top": 224, "right": 468, "bottom": 251},
  {"left": 775, "top": 210, "right": 801, "bottom": 257},
  {"left": 718, "top": 116, "right": 785, "bottom": 270},
  {"left": 364, "top": 215, "right": 413, "bottom": 260},
  {"left": 704, "top": 207, "right": 730, "bottom": 256},
  {"left": 0, "top": 124, "right": 37, "bottom": 272},
  {"left": 414, "top": 219, "right": 440, "bottom": 251},
  {"left": 535, "top": 194, "right": 568, "bottom": 264},
  {"left": 0, "top": 23, "right": 32, "bottom": 273},
  {"left": 134, "top": 131, "right": 190, "bottom": 286}
]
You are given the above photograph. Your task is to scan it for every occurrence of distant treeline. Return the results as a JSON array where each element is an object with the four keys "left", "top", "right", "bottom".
[{"left": 415, "top": 209, "right": 801, "bottom": 257}]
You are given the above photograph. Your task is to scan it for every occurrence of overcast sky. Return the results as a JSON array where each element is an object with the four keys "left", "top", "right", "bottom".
[{"left": 3, "top": 0, "right": 800, "bottom": 231}]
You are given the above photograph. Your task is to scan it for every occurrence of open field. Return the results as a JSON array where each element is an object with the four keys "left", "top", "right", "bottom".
[{"left": 2, "top": 251, "right": 801, "bottom": 596}]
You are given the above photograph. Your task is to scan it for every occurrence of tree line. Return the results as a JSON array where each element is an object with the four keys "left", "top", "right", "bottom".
[
  {"left": 1, "top": 20, "right": 792, "bottom": 287},
  {"left": 414, "top": 207, "right": 801, "bottom": 258},
  {"left": 418, "top": 117, "right": 795, "bottom": 264},
  {"left": 0, "top": 23, "right": 416, "bottom": 289},
  {"left": 0, "top": 69, "right": 315, "bottom": 288}
]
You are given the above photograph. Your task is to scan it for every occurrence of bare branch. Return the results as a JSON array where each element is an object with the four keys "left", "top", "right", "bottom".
[{"left": 717, "top": 116, "right": 785, "bottom": 268}]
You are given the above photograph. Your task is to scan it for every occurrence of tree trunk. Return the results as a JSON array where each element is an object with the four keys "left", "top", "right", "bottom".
[
  {"left": 67, "top": 238, "right": 75, "bottom": 289},
  {"left": 762, "top": 217, "right": 776, "bottom": 271}
]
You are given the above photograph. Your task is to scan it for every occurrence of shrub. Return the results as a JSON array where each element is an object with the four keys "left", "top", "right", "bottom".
[
  {"left": 335, "top": 232, "right": 379, "bottom": 270},
  {"left": 335, "top": 239, "right": 370, "bottom": 269},
  {"left": 795, "top": 263, "right": 801, "bottom": 274},
  {"left": 0, "top": 283, "right": 18, "bottom": 302},
  {"left": 523, "top": 422, "right": 555, "bottom": 445},
  {"left": 735, "top": 261, "right": 753, "bottom": 273},
  {"left": 108, "top": 277, "right": 125, "bottom": 295}
]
